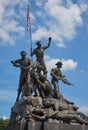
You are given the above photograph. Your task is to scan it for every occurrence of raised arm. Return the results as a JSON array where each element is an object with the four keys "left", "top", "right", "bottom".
[{"left": 43, "top": 37, "right": 52, "bottom": 50}]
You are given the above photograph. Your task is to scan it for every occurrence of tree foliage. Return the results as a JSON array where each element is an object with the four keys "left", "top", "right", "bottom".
[{"left": 0, "top": 118, "right": 9, "bottom": 130}]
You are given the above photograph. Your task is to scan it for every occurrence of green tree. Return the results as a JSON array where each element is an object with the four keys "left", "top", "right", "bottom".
[{"left": 0, "top": 118, "right": 9, "bottom": 130}]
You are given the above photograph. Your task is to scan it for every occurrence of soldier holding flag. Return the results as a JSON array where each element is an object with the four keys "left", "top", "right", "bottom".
[{"left": 30, "top": 37, "right": 52, "bottom": 76}]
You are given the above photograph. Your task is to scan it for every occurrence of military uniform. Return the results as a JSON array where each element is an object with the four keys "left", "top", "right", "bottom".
[
  {"left": 51, "top": 62, "right": 63, "bottom": 98},
  {"left": 11, "top": 51, "right": 32, "bottom": 101},
  {"left": 31, "top": 37, "right": 51, "bottom": 75}
]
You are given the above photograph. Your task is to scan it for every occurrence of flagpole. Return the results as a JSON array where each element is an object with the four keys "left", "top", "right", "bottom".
[{"left": 27, "top": 4, "right": 33, "bottom": 62}]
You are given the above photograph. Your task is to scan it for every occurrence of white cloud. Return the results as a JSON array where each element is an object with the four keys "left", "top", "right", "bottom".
[
  {"left": 2, "top": 116, "right": 8, "bottom": 120},
  {"left": 35, "top": 0, "right": 47, "bottom": 7},
  {"left": 45, "top": 57, "right": 59, "bottom": 73},
  {"left": 45, "top": 56, "right": 78, "bottom": 76},
  {"left": 45, "top": 0, "right": 83, "bottom": 42},
  {"left": 35, "top": 0, "right": 43, "bottom": 7},
  {"left": 0, "top": 0, "right": 88, "bottom": 47},
  {"left": 32, "top": 27, "right": 49, "bottom": 40},
  {"left": 62, "top": 59, "right": 78, "bottom": 71},
  {"left": 0, "top": 0, "right": 27, "bottom": 45},
  {"left": 0, "top": 18, "right": 25, "bottom": 45},
  {"left": 78, "top": 0, "right": 88, "bottom": 5},
  {"left": 80, "top": 4, "right": 88, "bottom": 12},
  {"left": 33, "top": 0, "right": 88, "bottom": 47},
  {"left": 79, "top": 106, "right": 88, "bottom": 115}
]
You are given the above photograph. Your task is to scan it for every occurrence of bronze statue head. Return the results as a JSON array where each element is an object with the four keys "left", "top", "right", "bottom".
[
  {"left": 55, "top": 61, "right": 63, "bottom": 67},
  {"left": 36, "top": 41, "right": 42, "bottom": 46},
  {"left": 20, "top": 51, "right": 27, "bottom": 56}
]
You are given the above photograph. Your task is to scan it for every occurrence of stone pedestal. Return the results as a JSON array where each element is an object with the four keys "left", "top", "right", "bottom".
[
  {"left": 44, "top": 122, "right": 88, "bottom": 130},
  {"left": 28, "top": 122, "right": 43, "bottom": 130},
  {"left": 3, "top": 123, "right": 20, "bottom": 130},
  {"left": 3, "top": 122, "right": 43, "bottom": 130},
  {"left": 3, "top": 122, "right": 88, "bottom": 130}
]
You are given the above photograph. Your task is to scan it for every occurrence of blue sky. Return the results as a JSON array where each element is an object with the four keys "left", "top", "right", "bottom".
[{"left": 0, "top": 0, "right": 88, "bottom": 118}]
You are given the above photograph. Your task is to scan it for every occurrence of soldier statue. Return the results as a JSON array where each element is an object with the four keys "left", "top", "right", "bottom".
[
  {"left": 51, "top": 61, "right": 73, "bottom": 98},
  {"left": 11, "top": 51, "right": 32, "bottom": 101},
  {"left": 8, "top": 39, "right": 88, "bottom": 128},
  {"left": 35, "top": 74, "right": 52, "bottom": 98},
  {"left": 30, "top": 37, "right": 52, "bottom": 76}
]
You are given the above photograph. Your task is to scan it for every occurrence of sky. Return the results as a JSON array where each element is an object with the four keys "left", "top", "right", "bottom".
[{"left": 0, "top": 0, "right": 88, "bottom": 118}]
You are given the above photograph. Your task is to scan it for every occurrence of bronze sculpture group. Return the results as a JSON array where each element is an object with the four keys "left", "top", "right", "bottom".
[{"left": 9, "top": 37, "right": 88, "bottom": 128}]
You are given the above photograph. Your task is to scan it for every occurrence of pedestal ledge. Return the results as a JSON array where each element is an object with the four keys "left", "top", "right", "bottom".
[{"left": 3, "top": 122, "right": 88, "bottom": 130}]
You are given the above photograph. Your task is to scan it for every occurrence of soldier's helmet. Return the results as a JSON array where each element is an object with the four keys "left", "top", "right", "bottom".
[
  {"left": 36, "top": 41, "right": 42, "bottom": 45},
  {"left": 55, "top": 61, "right": 63, "bottom": 66},
  {"left": 20, "top": 51, "right": 27, "bottom": 56}
]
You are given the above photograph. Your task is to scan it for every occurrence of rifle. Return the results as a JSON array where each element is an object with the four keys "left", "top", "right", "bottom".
[
  {"left": 61, "top": 76, "right": 74, "bottom": 86},
  {"left": 11, "top": 61, "right": 31, "bottom": 70}
]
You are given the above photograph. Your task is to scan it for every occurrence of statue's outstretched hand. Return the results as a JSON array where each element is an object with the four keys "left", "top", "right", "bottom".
[{"left": 49, "top": 37, "right": 52, "bottom": 42}]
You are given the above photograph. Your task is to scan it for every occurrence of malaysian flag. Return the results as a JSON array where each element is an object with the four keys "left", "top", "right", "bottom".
[{"left": 27, "top": 5, "right": 30, "bottom": 31}]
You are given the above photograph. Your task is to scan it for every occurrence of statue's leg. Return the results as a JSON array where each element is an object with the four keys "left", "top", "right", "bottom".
[
  {"left": 42, "top": 61, "right": 47, "bottom": 76},
  {"left": 53, "top": 81, "right": 59, "bottom": 98}
]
